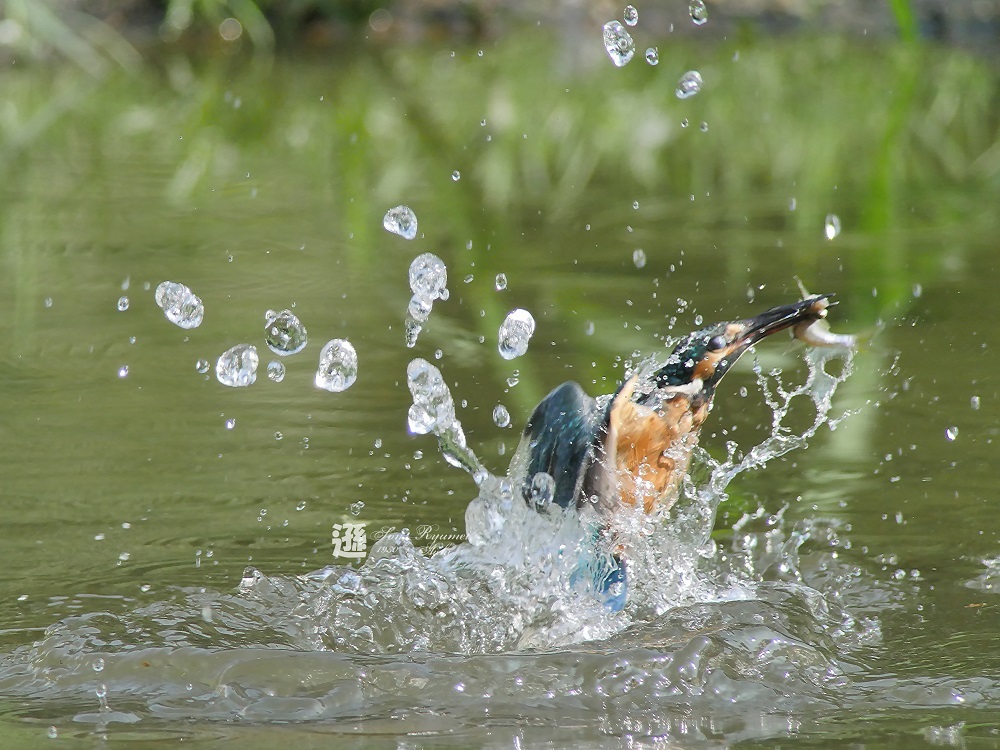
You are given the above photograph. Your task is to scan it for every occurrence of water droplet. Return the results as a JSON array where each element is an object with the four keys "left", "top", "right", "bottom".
[
  {"left": 675, "top": 70, "right": 703, "bottom": 99},
  {"left": 528, "top": 472, "right": 556, "bottom": 507},
  {"left": 154, "top": 281, "right": 204, "bottom": 329},
  {"left": 945, "top": 426, "right": 959, "bottom": 441},
  {"left": 585, "top": 321, "right": 595, "bottom": 335},
  {"left": 498, "top": 308, "right": 536, "bottom": 360},
  {"left": 689, "top": 0, "right": 708, "bottom": 25},
  {"left": 350, "top": 501, "right": 365, "bottom": 516},
  {"left": 495, "top": 273, "right": 507, "bottom": 291},
  {"left": 296, "top": 500, "right": 306, "bottom": 510},
  {"left": 216, "top": 344, "right": 258, "bottom": 387},
  {"left": 264, "top": 309, "right": 308, "bottom": 355},
  {"left": 493, "top": 404, "right": 511, "bottom": 428},
  {"left": 117, "top": 296, "right": 129, "bottom": 312},
  {"left": 118, "top": 551, "right": 130, "bottom": 561},
  {"left": 680, "top": 118, "right": 689, "bottom": 128},
  {"left": 195, "top": 358, "right": 210, "bottom": 374},
  {"left": 623, "top": 4, "right": 638, "bottom": 26},
  {"left": 93, "top": 657, "right": 105, "bottom": 672},
  {"left": 633, "top": 249, "right": 647, "bottom": 269},
  {"left": 44, "top": 297, "right": 53, "bottom": 308},
  {"left": 825, "top": 214, "right": 842, "bottom": 240},
  {"left": 602, "top": 20, "right": 635, "bottom": 67},
  {"left": 789, "top": 197, "right": 797, "bottom": 211},
  {"left": 971, "top": 395, "right": 981, "bottom": 411},
  {"left": 117, "top": 365, "right": 129, "bottom": 379},
  {"left": 451, "top": 170, "right": 461, "bottom": 181},
  {"left": 315, "top": 339, "right": 358, "bottom": 392},
  {"left": 699, "top": 121, "right": 709, "bottom": 132},
  {"left": 267, "top": 360, "right": 285, "bottom": 382},
  {"left": 409, "top": 252, "right": 448, "bottom": 302},
  {"left": 225, "top": 418, "right": 236, "bottom": 430},
  {"left": 912, "top": 283, "right": 923, "bottom": 298},
  {"left": 739, "top": 386, "right": 749, "bottom": 397},
  {"left": 383, "top": 205, "right": 418, "bottom": 240},
  {"left": 47, "top": 726, "right": 58, "bottom": 739},
  {"left": 645, "top": 46, "right": 658, "bottom": 65}
]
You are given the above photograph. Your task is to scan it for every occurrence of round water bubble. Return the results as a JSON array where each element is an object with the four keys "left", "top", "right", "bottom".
[
  {"left": 195, "top": 358, "right": 210, "bottom": 374},
  {"left": 409, "top": 252, "right": 448, "bottom": 301},
  {"left": 623, "top": 4, "right": 638, "bottom": 26},
  {"left": 824, "top": 213, "right": 842, "bottom": 240},
  {"left": 690, "top": 0, "right": 708, "bottom": 25},
  {"left": 216, "top": 344, "right": 258, "bottom": 387},
  {"left": 602, "top": 20, "right": 635, "bottom": 67},
  {"left": 495, "top": 273, "right": 507, "bottom": 291},
  {"left": 267, "top": 360, "right": 285, "bottom": 382},
  {"left": 676, "top": 70, "right": 703, "bottom": 99},
  {"left": 155, "top": 281, "right": 204, "bottom": 329},
  {"left": 493, "top": 404, "right": 511, "bottom": 428},
  {"left": 264, "top": 309, "right": 308, "bottom": 355},
  {"left": 498, "top": 308, "right": 536, "bottom": 360},
  {"left": 350, "top": 501, "right": 365, "bottom": 516},
  {"left": 633, "top": 249, "right": 647, "bottom": 269},
  {"left": 645, "top": 47, "right": 659, "bottom": 65},
  {"left": 315, "top": 339, "right": 358, "bottom": 392},
  {"left": 117, "top": 296, "right": 129, "bottom": 311},
  {"left": 528, "top": 471, "right": 556, "bottom": 508},
  {"left": 383, "top": 205, "right": 418, "bottom": 240}
]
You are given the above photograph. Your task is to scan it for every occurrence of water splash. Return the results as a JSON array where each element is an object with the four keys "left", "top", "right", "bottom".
[
  {"left": 406, "top": 358, "right": 485, "bottom": 483},
  {"left": 405, "top": 253, "right": 449, "bottom": 347}
]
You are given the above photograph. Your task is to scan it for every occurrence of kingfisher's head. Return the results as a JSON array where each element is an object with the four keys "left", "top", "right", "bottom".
[{"left": 653, "top": 296, "right": 831, "bottom": 400}]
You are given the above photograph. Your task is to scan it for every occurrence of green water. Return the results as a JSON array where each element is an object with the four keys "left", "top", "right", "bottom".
[{"left": 1, "top": 27, "right": 1000, "bottom": 747}]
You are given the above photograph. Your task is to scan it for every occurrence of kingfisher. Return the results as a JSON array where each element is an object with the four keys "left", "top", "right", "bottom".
[{"left": 511, "top": 295, "right": 831, "bottom": 610}]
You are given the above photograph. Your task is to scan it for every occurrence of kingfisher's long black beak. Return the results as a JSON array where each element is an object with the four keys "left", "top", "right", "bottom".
[
  {"left": 737, "top": 295, "right": 831, "bottom": 348},
  {"left": 702, "top": 295, "right": 832, "bottom": 387}
]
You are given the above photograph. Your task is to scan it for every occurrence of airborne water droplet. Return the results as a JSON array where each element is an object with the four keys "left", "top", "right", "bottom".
[
  {"left": 825, "top": 214, "right": 842, "bottom": 240},
  {"left": 945, "top": 426, "right": 959, "bottom": 441},
  {"left": 493, "top": 404, "right": 511, "bottom": 428},
  {"left": 267, "top": 360, "right": 285, "bottom": 382},
  {"left": 689, "top": 0, "right": 708, "bottom": 25},
  {"left": 409, "top": 252, "right": 448, "bottom": 302},
  {"left": 451, "top": 170, "right": 461, "bottom": 181},
  {"left": 645, "top": 46, "right": 658, "bottom": 65},
  {"left": 216, "top": 344, "right": 258, "bottom": 387},
  {"left": 315, "top": 339, "right": 358, "bottom": 392},
  {"left": 383, "top": 205, "right": 418, "bottom": 240},
  {"left": 350, "top": 501, "right": 365, "bottom": 516},
  {"left": 971, "top": 395, "right": 981, "bottom": 411},
  {"left": 264, "top": 309, "right": 308, "bottom": 355},
  {"left": 495, "top": 273, "right": 507, "bottom": 291},
  {"left": 155, "top": 281, "right": 204, "bottom": 329},
  {"left": 676, "top": 70, "right": 703, "bottom": 99},
  {"left": 602, "top": 20, "right": 635, "bottom": 67},
  {"left": 498, "top": 308, "right": 536, "bottom": 360},
  {"left": 633, "top": 249, "right": 647, "bottom": 269},
  {"left": 117, "top": 296, "right": 129, "bottom": 311},
  {"left": 623, "top": 4, "right": 638, "bottom": 26},
  {"left": 195, "top": 358, "right": 210, "bottom": 374}
]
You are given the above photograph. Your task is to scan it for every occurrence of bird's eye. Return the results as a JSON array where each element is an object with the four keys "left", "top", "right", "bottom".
[{"left": 706, "top": 335, "right": 727, "bottom": 352}]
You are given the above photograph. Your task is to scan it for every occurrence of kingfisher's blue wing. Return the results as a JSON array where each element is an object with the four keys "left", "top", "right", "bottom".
[{"left": 521, "top": 381, "right": 604, "bottom": 509}]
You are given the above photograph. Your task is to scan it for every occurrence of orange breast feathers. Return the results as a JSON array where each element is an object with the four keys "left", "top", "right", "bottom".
[{"left": 606, "top": 376, "right": 712, "bottom": 514}]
